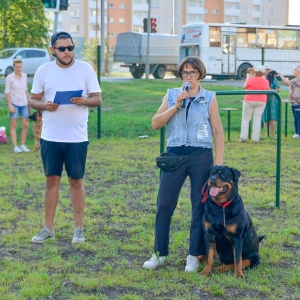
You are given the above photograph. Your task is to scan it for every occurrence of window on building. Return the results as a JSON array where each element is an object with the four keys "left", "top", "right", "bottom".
[
  {"left": 188, "top": 14, "right": 203, "bottom": 22},
  {"left": 91, "top": 24, "right": 100, "bottom": 31},
  {"left": 269, "top": 8, "right": 273, "bottom": 16},
  {"left": 108, "top": 32, "right": 114, "bottom": 38},
  {"left": 70, "top": 0, "right": 80, "bottom": 3},
  {"left": 120, "top": 4, "right": 126, "bottom": 9},
  {"left": 119, "top": 18, "right": 125, "bottom": 24},
  {"left": 108, "top": 3, "right": 114, "bottom": 8},
  {"left": 241, "top": 5, "right": 247, "bottom": 13},
  {"left": 70, "top": 24, "right": 80, "bottom": 33},
  {"left": 188, "top": 1, "right": 204, "bottom": 8},
  {"left": 108, "top": 18, "right": 114, "bottom": 23},
  {"left": 71, "top": 9, "right": 80, "bottom": 18},
  {"left": 212, "top": 9, "right": 219, "bottom": 14},
  {"left": 73, "top": 39, "right": 80, "bottom": 47},
  {"left": 152, "top": 0, "right": 159, "bottom": 7}
]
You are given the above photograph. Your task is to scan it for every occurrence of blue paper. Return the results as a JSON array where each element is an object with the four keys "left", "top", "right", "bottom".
[{"left": 53, "top": 90, "right": 83, "bottom": 105}]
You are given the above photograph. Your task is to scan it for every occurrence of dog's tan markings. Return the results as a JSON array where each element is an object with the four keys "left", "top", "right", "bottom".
[
  {"left": 226, "top": 224, "right": 238, "bottom": 234},
  {"left": 216, "top": 259, "right": 252, "bottom": 274},
  {"left": 233, "top": 250, "right": 244, "bottom": 278},
  {"left": 203, "top": 220, "right": 211, "bottom": 231},
  {"left": 200, "top": 245, "right": 215, "bottom": 276}
]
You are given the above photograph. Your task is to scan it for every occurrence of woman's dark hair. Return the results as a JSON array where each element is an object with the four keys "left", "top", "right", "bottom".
[
  {"left": 267, "top": 70, "right": 277, "bottom": 86},
  {"left": 178, "top": 56, "right": 206, "bottom": 80}
]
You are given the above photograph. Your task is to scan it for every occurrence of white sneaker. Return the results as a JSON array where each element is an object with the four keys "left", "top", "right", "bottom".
[
  {"left": 143, "top": 254, "right": 167, "bottom": 270},
  {"left": 31, "top": 226, "right": 55, "bottom": 243},
  {"left": 292, "top": 134, "right": 300, "bottom": 138},
  {"left": 185, "top": 255, "right": 200, "bottom": 273},
  {"left": 72, "top": 227, "right": 85, "bottom": 243},
  {"left": 14, "top": 146, "right": 22, "bottom": 154},
  {"left": 20, "top": 144, "right": 30, "bottom": 152}
]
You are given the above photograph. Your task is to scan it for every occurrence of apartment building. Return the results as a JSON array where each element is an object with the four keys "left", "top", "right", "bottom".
[{"left": 53, "top": 0, "right": 290, "bottom": 49}]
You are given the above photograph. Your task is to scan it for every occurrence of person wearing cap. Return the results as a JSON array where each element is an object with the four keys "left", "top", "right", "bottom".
[
  {"left": 30, "top": 31, "right": 102, "bottom": 244},
  {"left": 239, "top": 65, "right": 269, "bottom": 143},
  {"left": 261, "top": 66, "right": 280, "bottom": 138}
]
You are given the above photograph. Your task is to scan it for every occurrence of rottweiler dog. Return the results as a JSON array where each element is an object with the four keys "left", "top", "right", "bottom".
[
  {"left": 29, "top": 111, "right": 42, "bottom": 151},
  {"left": 200, "top": 166, "right": 264, "bottom": 278}
]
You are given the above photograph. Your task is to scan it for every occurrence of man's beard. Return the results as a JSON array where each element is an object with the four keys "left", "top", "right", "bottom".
[{"left": 56, "top": 55, "right": 74, "bottom": 66}]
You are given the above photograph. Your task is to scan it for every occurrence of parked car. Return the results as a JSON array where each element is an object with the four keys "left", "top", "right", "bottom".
[{"left": 0, "top": 48, "right": 50, "bottom": 76}]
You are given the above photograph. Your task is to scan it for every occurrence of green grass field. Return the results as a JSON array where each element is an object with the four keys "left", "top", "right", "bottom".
[{"left": 0, "top": 80, "right": 299, "bottom": 299}]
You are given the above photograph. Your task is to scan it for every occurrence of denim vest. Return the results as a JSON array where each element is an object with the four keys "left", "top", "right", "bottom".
[{"left": 166, "top": 87, "right": 214, "bottom": 148}]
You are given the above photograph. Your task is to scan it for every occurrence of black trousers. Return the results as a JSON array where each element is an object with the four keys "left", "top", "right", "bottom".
[{"left": 154, "top": 150, "right": 213, "bottom": 256}]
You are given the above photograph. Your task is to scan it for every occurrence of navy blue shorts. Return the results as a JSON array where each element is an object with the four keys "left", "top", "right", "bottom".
[{"left": 40, "top": 139, "right": 89, "bottom": 179}]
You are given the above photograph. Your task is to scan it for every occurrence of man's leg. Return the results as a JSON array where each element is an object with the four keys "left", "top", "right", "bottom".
[
  {"left": 68, "top": 178, "right": 85, "bottom": 229},
  {"left": 45, "top": 175, "right": 61, "bottom": 231}
]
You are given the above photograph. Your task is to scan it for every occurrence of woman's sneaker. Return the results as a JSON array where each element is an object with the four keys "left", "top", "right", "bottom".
[
  {"left": 20, "top": 144, "right": 30, "bottom": 152},
  {"left": 292, "top": 134, "right": 300, "bottom": 138},
  {"left": 143, "top": 254, "right": 167, "bottom": 270},
  {"left": 14, "top": 146, "right": 22, "bottom": 154},
  {"left": 185, "top": 255, "right": 200, "bottom": 273}
]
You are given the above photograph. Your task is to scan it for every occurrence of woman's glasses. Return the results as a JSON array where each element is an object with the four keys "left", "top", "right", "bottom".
[
  {"left": 181, "top": 71, "right": 198, "bottom": 77},
  {"left": 53, "top": 46, "right": 75, "bottom": 52}
]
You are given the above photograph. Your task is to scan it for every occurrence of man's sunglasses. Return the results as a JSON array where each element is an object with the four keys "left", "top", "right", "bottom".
[{"left": 53, "top": 46, "right": 75, "bottom": 52}]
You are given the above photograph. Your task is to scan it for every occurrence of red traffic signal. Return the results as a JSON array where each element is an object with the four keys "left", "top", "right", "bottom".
[{"left": 151, "top": 18, "right": 157, "bottom": 33}]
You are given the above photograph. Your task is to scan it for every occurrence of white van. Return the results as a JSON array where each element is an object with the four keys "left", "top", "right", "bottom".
[{"left": 0, "top": 48, "right": 50, "bottom": 76}]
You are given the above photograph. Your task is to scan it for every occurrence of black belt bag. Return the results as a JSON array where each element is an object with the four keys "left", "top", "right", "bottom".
[{"left": 156, "top": 149, "right": 205, "bottom": 172}]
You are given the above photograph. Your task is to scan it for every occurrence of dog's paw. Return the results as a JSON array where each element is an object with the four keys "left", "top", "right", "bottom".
[
  {"left": 216, "top": 264, "right": 234, "bottom": 273},
  {"left": 199, "top": 270, "right": 210, "bottom": 276},
  {"left": 199, "top": 266, "right": 211, "bottom": 276}
]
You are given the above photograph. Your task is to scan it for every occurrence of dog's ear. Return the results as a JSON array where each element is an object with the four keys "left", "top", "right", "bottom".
[
  {"left": 207, "top": 165, "right": 215, "bottom": 177},
  {"left": 230, "top": 167, "right": 241, "bottom": 183}
]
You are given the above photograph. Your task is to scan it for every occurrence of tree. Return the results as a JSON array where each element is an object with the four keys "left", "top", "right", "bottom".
[
  {"left": 0, "top": 0, "right": 50, "bottom": 49},
  {"left": 81, "top": 38, "right": 99, "bottom": 73}
]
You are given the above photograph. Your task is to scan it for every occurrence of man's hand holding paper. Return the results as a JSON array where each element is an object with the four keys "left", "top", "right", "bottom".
[{"left": 53, "top": 90, "right": 83, "bottom": 105}]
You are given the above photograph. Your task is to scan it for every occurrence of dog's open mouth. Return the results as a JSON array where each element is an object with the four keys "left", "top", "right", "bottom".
[{"left": 209, "top": 185, "right": 228, "bottom": 197}]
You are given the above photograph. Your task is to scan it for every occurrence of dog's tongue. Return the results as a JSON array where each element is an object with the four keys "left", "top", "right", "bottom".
[{"left": 210, "top": 187, "right": 220, "bottom": 197}]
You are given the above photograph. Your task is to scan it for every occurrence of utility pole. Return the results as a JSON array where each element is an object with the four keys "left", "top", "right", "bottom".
[
  {"left": 101, "top": 0, "right": 105, "bottom": 75},
  {"left": 145, "top": 0, "right": 151, "bottom": 79}
]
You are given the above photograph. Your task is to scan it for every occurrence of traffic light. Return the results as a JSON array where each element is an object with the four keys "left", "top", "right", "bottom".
[
  {"left": 42, "top": 0, "right": 59, "bottom": 12},
  {"left": 143, "top": 18, "right": 148, "bottom": 33},
  {"left": 151, "top": 18, "right": 157, "bottom": 33},
  {"left": 60, "top": 0, "right": 69, "bottom": 10},
  {"left": 42, "top": 0, "right": 69, "bottom": 12}
]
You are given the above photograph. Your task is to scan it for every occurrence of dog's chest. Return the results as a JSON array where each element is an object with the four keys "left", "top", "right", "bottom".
[{"left": 206, "top": 201, "right": 243, "bottom": 234}]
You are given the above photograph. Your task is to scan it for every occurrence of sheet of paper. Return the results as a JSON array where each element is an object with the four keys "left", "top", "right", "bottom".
[{"left": 53, "top": 90, "right": 83, "bottom": 105}]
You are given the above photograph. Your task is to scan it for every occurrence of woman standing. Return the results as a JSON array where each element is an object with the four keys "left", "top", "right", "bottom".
[
  {"left": 143, "top": 56, "right": 224, "bottom": 272},
  {"left": 261, "top": 68, "right": 280, "bottom": 138},
  {"left": 5, "top": 59, "right": 30, "bottom": 153},
  {"left": 277, "top": 66, "right": 300, "bottom": 138},
  {"left": 239, "top": 65, "right": 270, "bottom": 143}
]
